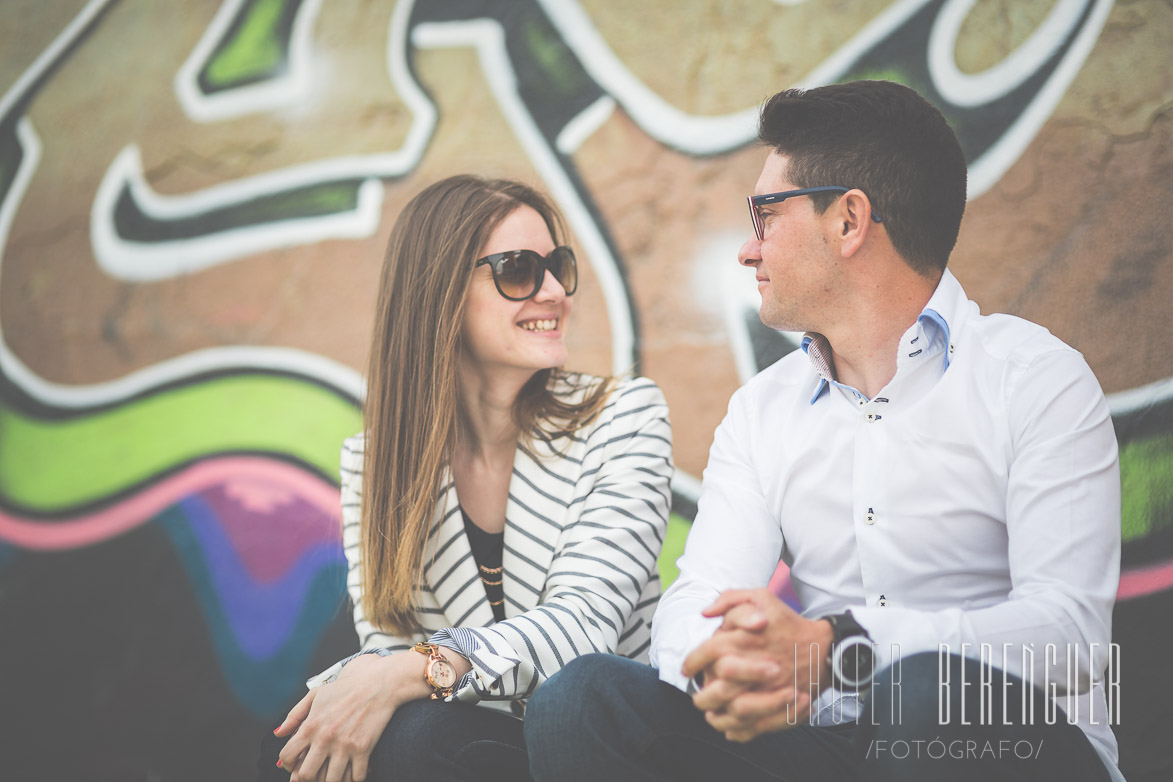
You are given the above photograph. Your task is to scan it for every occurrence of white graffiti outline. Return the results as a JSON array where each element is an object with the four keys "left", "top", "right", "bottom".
[
  {"left": 930, "top": 0, "right": 1089, "bottom": 108},
  {"left": 556, "top": 94, "right": 616, "bottom": 155},
  {"left": 537, "top": 0, "right": 955, "bottom": 154},
  {"left": 173, "top": 0, "right": 325, "bottom": 123},
  {"left": 0, "top": 0, "right": 1146, "bottom": 420},
  {"left": 536, "top": 0, "right": 758, "bottom": 155},
  {"left": 798, "top": 0, "right": 946, "bottom": 88},
  {"left": 1109, "top": 376, "right": 1173, "bottom": 418},
  {"left": 412, "top": 19, "right": 636, "bottom": 376},
  {"left": 0, "top": 1, "right": 370, "bottom": 407},
  {"left": 0, "top": 0, "right": 115, "bottom": 123},
  {"left": 0, "top": 0, "right": 636, "bottom": 407},
  {"left": 540, "top": 0, "right": 1114, "bottom": 200},
  {"left": 713, "top": 230, "right": 771, "bottom": 384},
  {"left": 713, "top": 232, "right": 803, "bottom": 386},
  {"left": 91, "top": 147, "right": 385, "bottom": 282},
  {"left": 931, "top": 0, "right": 1115, "bottom": 196},
  {"left": 0, "top": 126, "right": 364, "bottom": 406},
  {"left": 93, "top": 0, "right": 433, "bottom": 282}
]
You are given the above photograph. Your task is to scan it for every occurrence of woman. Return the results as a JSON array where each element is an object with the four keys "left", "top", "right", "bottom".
[{"left": 269, "top": 175, "right": 672, "bottom": 781}]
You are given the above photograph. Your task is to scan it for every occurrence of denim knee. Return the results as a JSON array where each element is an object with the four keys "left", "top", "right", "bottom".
[
  {"left": 372, "top": 699, "right": 450, "bottom": 769},
  {"left": 867, "top": 651, "right": 944, "bottom": 733},
  {"left": 528, "top": 654, "right": 620, "bottom": 733}
]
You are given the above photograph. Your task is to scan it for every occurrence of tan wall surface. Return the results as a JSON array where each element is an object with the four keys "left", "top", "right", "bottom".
[{"left": 0, "top": 1, "right": 1169, "bottom": 779}]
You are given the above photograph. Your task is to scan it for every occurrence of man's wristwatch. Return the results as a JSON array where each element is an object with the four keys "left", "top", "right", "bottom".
[
  {"left": 824, "top": 611, "right": 875, "bottom": 691},
  {"left": 411, "top": 642, "right": 457, "bottom": 700}
]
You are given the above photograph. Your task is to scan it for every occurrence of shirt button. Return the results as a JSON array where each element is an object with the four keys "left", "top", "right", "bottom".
[
  {"left": 878, "top": 594, "right": 888, "bottom": 607},
  {"left": 865, "top": 508, "right": 876, "bottom": 525},
  {"left": 866, "top": 413, "right": 882, "bottom": 422}
]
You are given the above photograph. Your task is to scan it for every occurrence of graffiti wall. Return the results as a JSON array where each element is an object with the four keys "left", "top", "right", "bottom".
[{"left": 0, "top": 0, "right": 1169, "bottom": 779}]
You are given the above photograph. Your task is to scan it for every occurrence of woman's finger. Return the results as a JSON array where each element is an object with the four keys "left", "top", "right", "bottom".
[
  {"left": 275, "top": 689, "right": 317, "bottom": 737},
  {"left": 292, "top": 745, "right": 327, "bottom": 782},
  {"left": 278, "top": 735, "right": 309, "bottom": 776},
  {"left": 349, "top": 753, "right": 370, "bottom": 782}
]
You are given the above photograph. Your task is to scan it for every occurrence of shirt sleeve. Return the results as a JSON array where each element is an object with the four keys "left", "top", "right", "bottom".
[
  {"left": 305, "top": 435, "right": 417, "bottom": 689},
  {"left": 851, "top": 347, "right": 1120, "bottom": 695},
  {"left": 650, "top": 381, "right": 784, "bottom": 691},
  {"left": 441, "top": 378, "right": 673, "bottom": 704}
]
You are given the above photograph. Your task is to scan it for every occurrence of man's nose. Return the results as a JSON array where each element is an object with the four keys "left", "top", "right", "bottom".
[{"left": 738, "top": 236, "right": 762, "bottom": 267}]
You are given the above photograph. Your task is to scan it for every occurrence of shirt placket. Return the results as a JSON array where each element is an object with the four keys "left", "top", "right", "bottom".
[{"left": 853, "top": 388, "right": 892, "bottom": 610}]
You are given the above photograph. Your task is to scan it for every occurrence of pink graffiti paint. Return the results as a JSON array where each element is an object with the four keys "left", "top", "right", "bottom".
[{"left": 0, "top": 456, "right": 339, "bottom": 551}]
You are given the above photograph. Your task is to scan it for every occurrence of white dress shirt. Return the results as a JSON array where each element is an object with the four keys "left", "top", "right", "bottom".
[{"left": 650, "top": 270, "right": 1122, "bottom": 776}]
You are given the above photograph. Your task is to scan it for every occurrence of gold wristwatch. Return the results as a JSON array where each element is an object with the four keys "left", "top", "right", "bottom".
[{"left": 411, "top": 642, "right": 457, "bottom": 699}]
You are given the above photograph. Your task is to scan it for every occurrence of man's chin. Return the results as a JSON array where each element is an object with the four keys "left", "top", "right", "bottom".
[{"left": 757, "top": 307, "right": 789, "bottom": 332}]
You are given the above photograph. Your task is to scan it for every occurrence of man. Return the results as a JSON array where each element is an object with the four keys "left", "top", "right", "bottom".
[{"left": 524, "top": 81, "right": 1122, "bottom": 781}]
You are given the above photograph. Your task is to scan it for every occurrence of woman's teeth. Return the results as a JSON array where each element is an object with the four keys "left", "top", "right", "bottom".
[{"left": 520, "top": 319, "right": 557, "bottom": 332}]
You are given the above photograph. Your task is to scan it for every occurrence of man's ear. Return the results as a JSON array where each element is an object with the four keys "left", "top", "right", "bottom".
[{"left": 835, "top": 189, "right": 877, "bottom": 258}]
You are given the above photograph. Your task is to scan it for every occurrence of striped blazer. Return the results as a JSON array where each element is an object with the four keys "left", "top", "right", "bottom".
[{"left": 309, "top": 375, "right": 673, "bottom": 712}]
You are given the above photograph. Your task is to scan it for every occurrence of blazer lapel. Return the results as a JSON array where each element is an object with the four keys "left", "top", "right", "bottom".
[
  {"left": 502, "top": 436, "right": 580, "bottom": 616},
  {"left": 424, "top": 473, "right": 496, "bottom": 628}
]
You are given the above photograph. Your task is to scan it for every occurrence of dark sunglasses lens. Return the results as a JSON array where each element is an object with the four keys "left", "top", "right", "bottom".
[
  {"left": 494, "top": 251, "right": 542, "bottom": 299},
  {"left": 548, "top": 247, "right": 577, "bottom": 295}
]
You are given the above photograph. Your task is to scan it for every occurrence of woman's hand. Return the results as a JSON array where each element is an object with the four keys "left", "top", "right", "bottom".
[{"left": 275, "top": 653, "right": 423, "bottom": 782}]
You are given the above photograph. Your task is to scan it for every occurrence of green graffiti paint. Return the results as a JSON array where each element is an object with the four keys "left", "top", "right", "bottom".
[
  {"left": 0, "top": 375, "right": 361, "bottom": 513},
  {"left": 657, "top": 512, "right": 690, "bottom": 588},
  {"left": 113, "top": 179, "right": 363, "bottom": 242},
  {"left": 200, "top": 0, "right": 303, "bottom": 92},
  {"left": 1120, "top": 433, "right": 1173, "bottom": 544},
  {"left": 522, "top": 18, "right": 589, "bottom": 98}
]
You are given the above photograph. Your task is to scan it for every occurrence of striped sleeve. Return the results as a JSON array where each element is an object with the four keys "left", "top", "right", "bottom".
[
  {"left": 447, "top": 378, "right": 673, "bottom": 703},
  {"left": 305, "top": 434, "right": 416, "bottom": 689}
]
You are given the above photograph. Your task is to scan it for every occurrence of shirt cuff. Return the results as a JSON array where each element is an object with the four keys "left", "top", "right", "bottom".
[
  {"left": 305, "top": 647, "right": 394, "bottom": 689},
  {"left": 427, "top": 627, "right": 527, "bottom": 702},
  {"left": 428, "top": 628, "right": 482, "bottom": 697}
]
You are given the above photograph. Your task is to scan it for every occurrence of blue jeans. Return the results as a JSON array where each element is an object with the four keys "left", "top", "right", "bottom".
[
  {"left": 524, "top": 653, "right": 1113, "bottom": 782},
  {"left": 259, "top": 699, "right": 530, "bottom": 782}
]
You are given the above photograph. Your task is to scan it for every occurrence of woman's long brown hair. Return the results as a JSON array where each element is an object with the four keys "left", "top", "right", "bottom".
[{"left": 361, "top": 175, "right": 612, "bottom": 635}]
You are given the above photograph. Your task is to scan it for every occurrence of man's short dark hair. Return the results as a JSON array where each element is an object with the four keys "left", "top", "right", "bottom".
[{"left": 758, "top": 80, "right": 967, "bottom": 276}]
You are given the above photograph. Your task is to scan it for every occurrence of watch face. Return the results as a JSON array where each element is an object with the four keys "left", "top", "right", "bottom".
[
  {"left": 429, "top": 658, "right": 457, "bottom": 689},
  {"left": 836, "top": 640, "right": 876, "bottom": 689}
]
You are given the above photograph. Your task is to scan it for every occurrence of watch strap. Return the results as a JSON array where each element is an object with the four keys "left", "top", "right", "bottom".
[
  {"left": 823, "top": 611, "right": 874, "bottom": 691},
  {"left": 825, "top": 610, "right": 870, "bottom": 646}
]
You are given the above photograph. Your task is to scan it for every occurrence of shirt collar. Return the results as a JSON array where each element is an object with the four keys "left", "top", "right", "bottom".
[
  {"left": 801, "top": 334, "right": 834, "bottom": 405},
  {"left": 802, "top": 269, "right": 965, "bottom": 406}
]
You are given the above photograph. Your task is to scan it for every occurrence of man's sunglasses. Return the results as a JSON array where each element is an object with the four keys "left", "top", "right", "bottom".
[
  {"left": 747, "top": 186, "right": 883, "bottom": 241},
  {"left": 474, "top": 246, "right": 579, "bottom": 301}
]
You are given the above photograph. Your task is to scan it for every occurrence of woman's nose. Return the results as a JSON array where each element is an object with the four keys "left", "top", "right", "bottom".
[{"left": 533, "top": 269, "right": 566, "bottom": 302}]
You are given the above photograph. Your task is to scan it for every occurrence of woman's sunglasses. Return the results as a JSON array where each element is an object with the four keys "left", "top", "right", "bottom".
[{"left": 473, "top": 246, "right": 579, "bottom": 301}]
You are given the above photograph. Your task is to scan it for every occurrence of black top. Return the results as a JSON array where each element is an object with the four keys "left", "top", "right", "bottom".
[{"left": 462, "top": 509, "right": 506, "bottom": 623}]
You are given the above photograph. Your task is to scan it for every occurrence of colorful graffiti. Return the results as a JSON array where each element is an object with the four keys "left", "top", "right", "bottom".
[{"left": 0, "top": 0, "right": 1170, "bottom": 779}]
